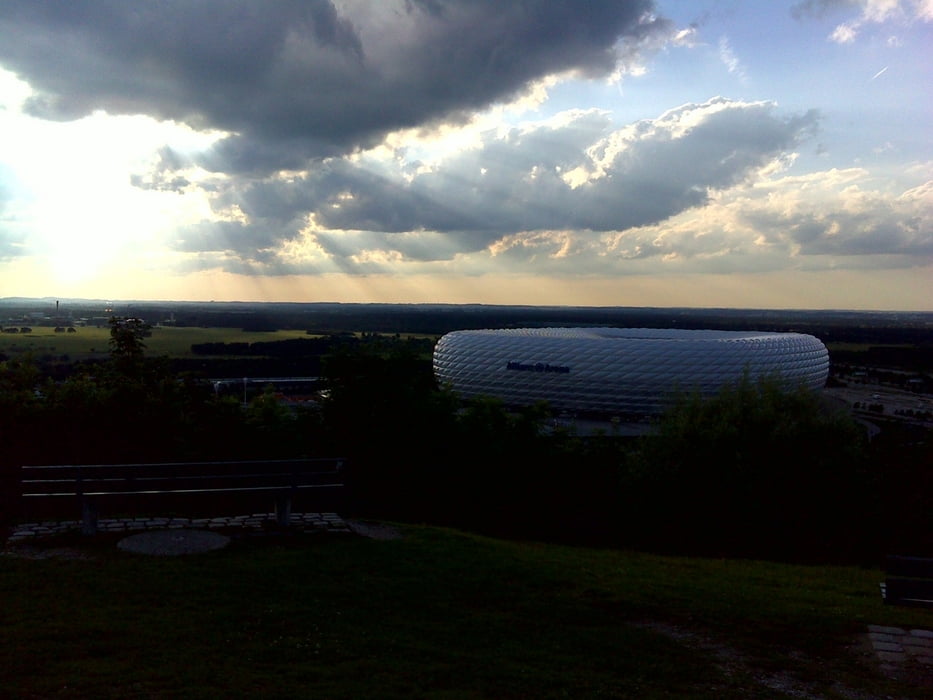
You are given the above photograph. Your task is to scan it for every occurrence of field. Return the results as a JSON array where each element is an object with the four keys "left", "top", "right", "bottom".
[
  {"left": 824, "top": 342, "right": 916, "bottom": 352},
  {"left": 3, "top": 328, "right": 920, "bottom": 362},
  {"left": 2, "top": 525, "right": 932, "bottom": 698},
  {"left": 0, "top": 327, "right": 316, "bottom": 361}
]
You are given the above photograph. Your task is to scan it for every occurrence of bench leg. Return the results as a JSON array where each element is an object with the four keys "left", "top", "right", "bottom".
[
  {"left": 275, "top": 494, "right": 292, "bottom": 527},
  {"left": 81, "top": 499, "right": 98, "bottom": 535}
]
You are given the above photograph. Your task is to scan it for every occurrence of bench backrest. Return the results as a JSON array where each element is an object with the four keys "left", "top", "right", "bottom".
[
  {"left": 886, "top": 555, "right": 933, "bottom": 579},
  {"left": 882, "top": 555, "right": 933, "bottom": 608},
  {"left": 22, "top": 458, "right": 345, "bottom": 498}
]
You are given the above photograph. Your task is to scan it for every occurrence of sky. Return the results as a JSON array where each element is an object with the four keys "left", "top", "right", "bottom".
[{"left": 0, "top": 0, "right": 930, "bottom": 310}]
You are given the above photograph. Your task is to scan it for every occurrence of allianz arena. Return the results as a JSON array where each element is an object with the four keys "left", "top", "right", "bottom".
[{"left": 433, "top": 328, "right": 829, "bottom": 416}]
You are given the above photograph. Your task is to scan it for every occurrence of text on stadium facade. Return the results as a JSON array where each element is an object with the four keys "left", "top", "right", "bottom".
[{"left": 506, "top": 361, "right": 571, "bottom": 374}]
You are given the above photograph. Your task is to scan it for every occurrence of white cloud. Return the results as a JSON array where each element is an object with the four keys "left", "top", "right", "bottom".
[
  {"left": 671, "top": 27, "right": 699, "bottom": 46},
  {"left": 481, "top": 165, "right": 932, "bottom": 277},
  {"left": 830, "top": 22, "right": 860, "bottom": 41},
  {"left": 828, "top": 0, "right": 931, "bottom": 42},
  {"left": 717, "top": 36, "right": 747, "bottom": 82}
]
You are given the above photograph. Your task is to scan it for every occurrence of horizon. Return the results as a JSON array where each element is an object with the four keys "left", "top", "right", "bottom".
[
  {"left": 3, "top": 295, "right": 932, "bottom": 317},
  {"left": 1, "top": 2, "right": 931, "bottom": 310}
]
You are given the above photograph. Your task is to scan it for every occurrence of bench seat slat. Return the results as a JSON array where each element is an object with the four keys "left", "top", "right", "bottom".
[
  {"left": 25, "top": 482, "right": 344, "bottom": 497},
  {"left": 23, "top": 474, "right": 342, "bottom": 496},
  {"left": 22, "top": 459, "right": 341, "bottom": 472},
  {"left": 24, "top": 472, "right": 341, "bottom": 485}
]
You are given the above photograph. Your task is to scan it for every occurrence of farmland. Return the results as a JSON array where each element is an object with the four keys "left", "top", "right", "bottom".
[{"left": 0, "top": 327, "right": 318, "bottom": 361}]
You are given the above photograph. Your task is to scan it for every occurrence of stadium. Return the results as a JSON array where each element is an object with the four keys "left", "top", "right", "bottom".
[{"left": 433, "top": 328, "right": 829, "bottom": 416}]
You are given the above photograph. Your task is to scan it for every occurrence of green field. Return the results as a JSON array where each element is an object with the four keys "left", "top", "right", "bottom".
[
  {"left": 3, "top": 332, "right": 913, "bottom": 363},
  {"left": 2, "top": 525, "right": 931, "bottom": 698},
  {"left": 0, "top": 327, "right": 317, "bottom": 360},
  {"left": 825, "top": 342, "right": 916, "bottom": 353}
]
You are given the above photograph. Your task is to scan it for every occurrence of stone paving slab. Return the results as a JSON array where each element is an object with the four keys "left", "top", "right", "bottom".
[
  {"left": 6, "top": 513, "right": 352, "bottom": 543},
  {"left": 868, "top": 632, "right": 900, "bottom": 642},
  {"left": 867, "top": 624, "right": 933, "bottom": 681},
  {"left": 902, "top": 636, "right": 933, "bottom": 648}
]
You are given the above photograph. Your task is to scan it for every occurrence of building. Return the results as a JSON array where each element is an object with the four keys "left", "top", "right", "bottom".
[{"left": 433, "top": 327, "right": 829, "bottom": 416}]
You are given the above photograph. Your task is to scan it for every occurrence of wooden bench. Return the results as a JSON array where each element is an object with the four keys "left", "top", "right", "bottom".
[
  {"left": 21, "top": 458, "right": 346, "bottom": 535},
  {"left": 880, "top": 555, "right": 933, "bottom": 608}
]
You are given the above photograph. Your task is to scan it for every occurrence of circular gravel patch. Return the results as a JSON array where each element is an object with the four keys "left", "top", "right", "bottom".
[{"left": 117, "top": 529, "right": 230, "bottom": 556}]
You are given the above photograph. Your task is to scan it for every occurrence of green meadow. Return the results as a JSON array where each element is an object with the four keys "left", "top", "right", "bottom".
[
  {"left": 2, "top": 526, "right": 931, "bottom": 698},
  {"left": 0, "top": 326, "right": 315, "bottom": 360}
]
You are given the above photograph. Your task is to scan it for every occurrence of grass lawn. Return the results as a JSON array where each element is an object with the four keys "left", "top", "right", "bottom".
[{"left": 2, "top": 526, "right": 932, "bottom": 698}]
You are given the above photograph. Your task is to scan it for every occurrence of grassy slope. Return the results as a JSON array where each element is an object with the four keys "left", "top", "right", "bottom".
[{"left": 2, "top": 527, "right": 932, "bottom": 698}]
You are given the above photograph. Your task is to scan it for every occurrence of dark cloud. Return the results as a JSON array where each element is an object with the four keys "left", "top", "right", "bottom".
[
  {"left": 177, "top": 98, "right": 819, "bottom": 264},
  {"left": 790, "top": 0, "right": 860, "bottom": 20},
  {"left": 0, "top": 0, "right": 666, "bottom": 173},
  {"left": 744, "top": 206, "right": 933, "bottom": 258},
  {"left": 172, "top": 219, "right": 300, "bottom": 255}
]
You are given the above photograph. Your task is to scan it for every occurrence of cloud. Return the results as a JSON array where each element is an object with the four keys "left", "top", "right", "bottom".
[
  {"left": 170, "top": 98, "right": 820, "bottom": 274},
  {"left": 663, "top": 168, "right": 933, "bottom": 271},
  {"left": 0, "top": 0, "right": 669, "bottom": 175},
  {"left": 803, "top": 0, "right": 933, "bottom": 43},
  {"left": 717, "top": 37, "right": 747, "bottom": 82},
  {"left": 517, "top": 166, "right": 933, "bottom": 277},
  {"left": 746, "top": 174, "right": 933, "bottom": 259},
  {"left": 3, "top": 1, "right": 925, "bottom": 295},
  {"left": 0, "top": 226, "right": 27, "bottom": 262},
  {"left": 190, "top": 159, "right": 932, "bottom": 280},
  {"left": 0, "top": 166, "right": 27, "bottom": 260},
  {"left": 791, "top": 0, "right": 862, "bottom": 20},
  {"left": 830, "top": 22, "right": 860, "bottom": 42}
]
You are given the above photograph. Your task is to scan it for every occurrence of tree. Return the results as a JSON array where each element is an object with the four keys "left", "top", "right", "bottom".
[
  {"left": 108, "top": 317, "right": 151, "bottom": 379},
  {"left": 626, "top": 374, "right": 876, "bottom": 561},
  {"left": 320, "top": 343, "right": 458, "bottom": 519},
  {"left": 108, "top": 317, "right": 150, "bottom": 360}
]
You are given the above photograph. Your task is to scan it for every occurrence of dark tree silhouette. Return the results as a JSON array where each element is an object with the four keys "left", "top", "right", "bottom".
[{"left": 109, "top": 317, "right": 150, "bottom": 360}]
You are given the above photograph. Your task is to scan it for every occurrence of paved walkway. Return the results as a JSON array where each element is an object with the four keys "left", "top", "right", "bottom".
[
  {"left": 6, "top": 512, "right": 352, "bottom": 543},
  {"left": 867, "top": 624, "right": 933, "bottom": 678}
]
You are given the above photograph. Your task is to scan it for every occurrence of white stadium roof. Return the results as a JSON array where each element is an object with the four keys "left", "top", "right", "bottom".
[{"left": 433, "top": 327, "right": 829, "bottom": 416}]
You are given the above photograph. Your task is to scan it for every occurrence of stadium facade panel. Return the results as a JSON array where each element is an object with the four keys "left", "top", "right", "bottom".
[{"left": 433, "top": 328, "right": 829, "bottom": 415}]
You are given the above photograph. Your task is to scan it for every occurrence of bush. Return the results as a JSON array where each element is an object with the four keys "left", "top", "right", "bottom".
[{"left": 624, "top": 374, "right": 877, "bottom": 561}]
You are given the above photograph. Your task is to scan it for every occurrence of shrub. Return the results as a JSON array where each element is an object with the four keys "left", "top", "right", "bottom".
[{"left": 624, "top": 374, "right": 876, "bottom": 562}]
